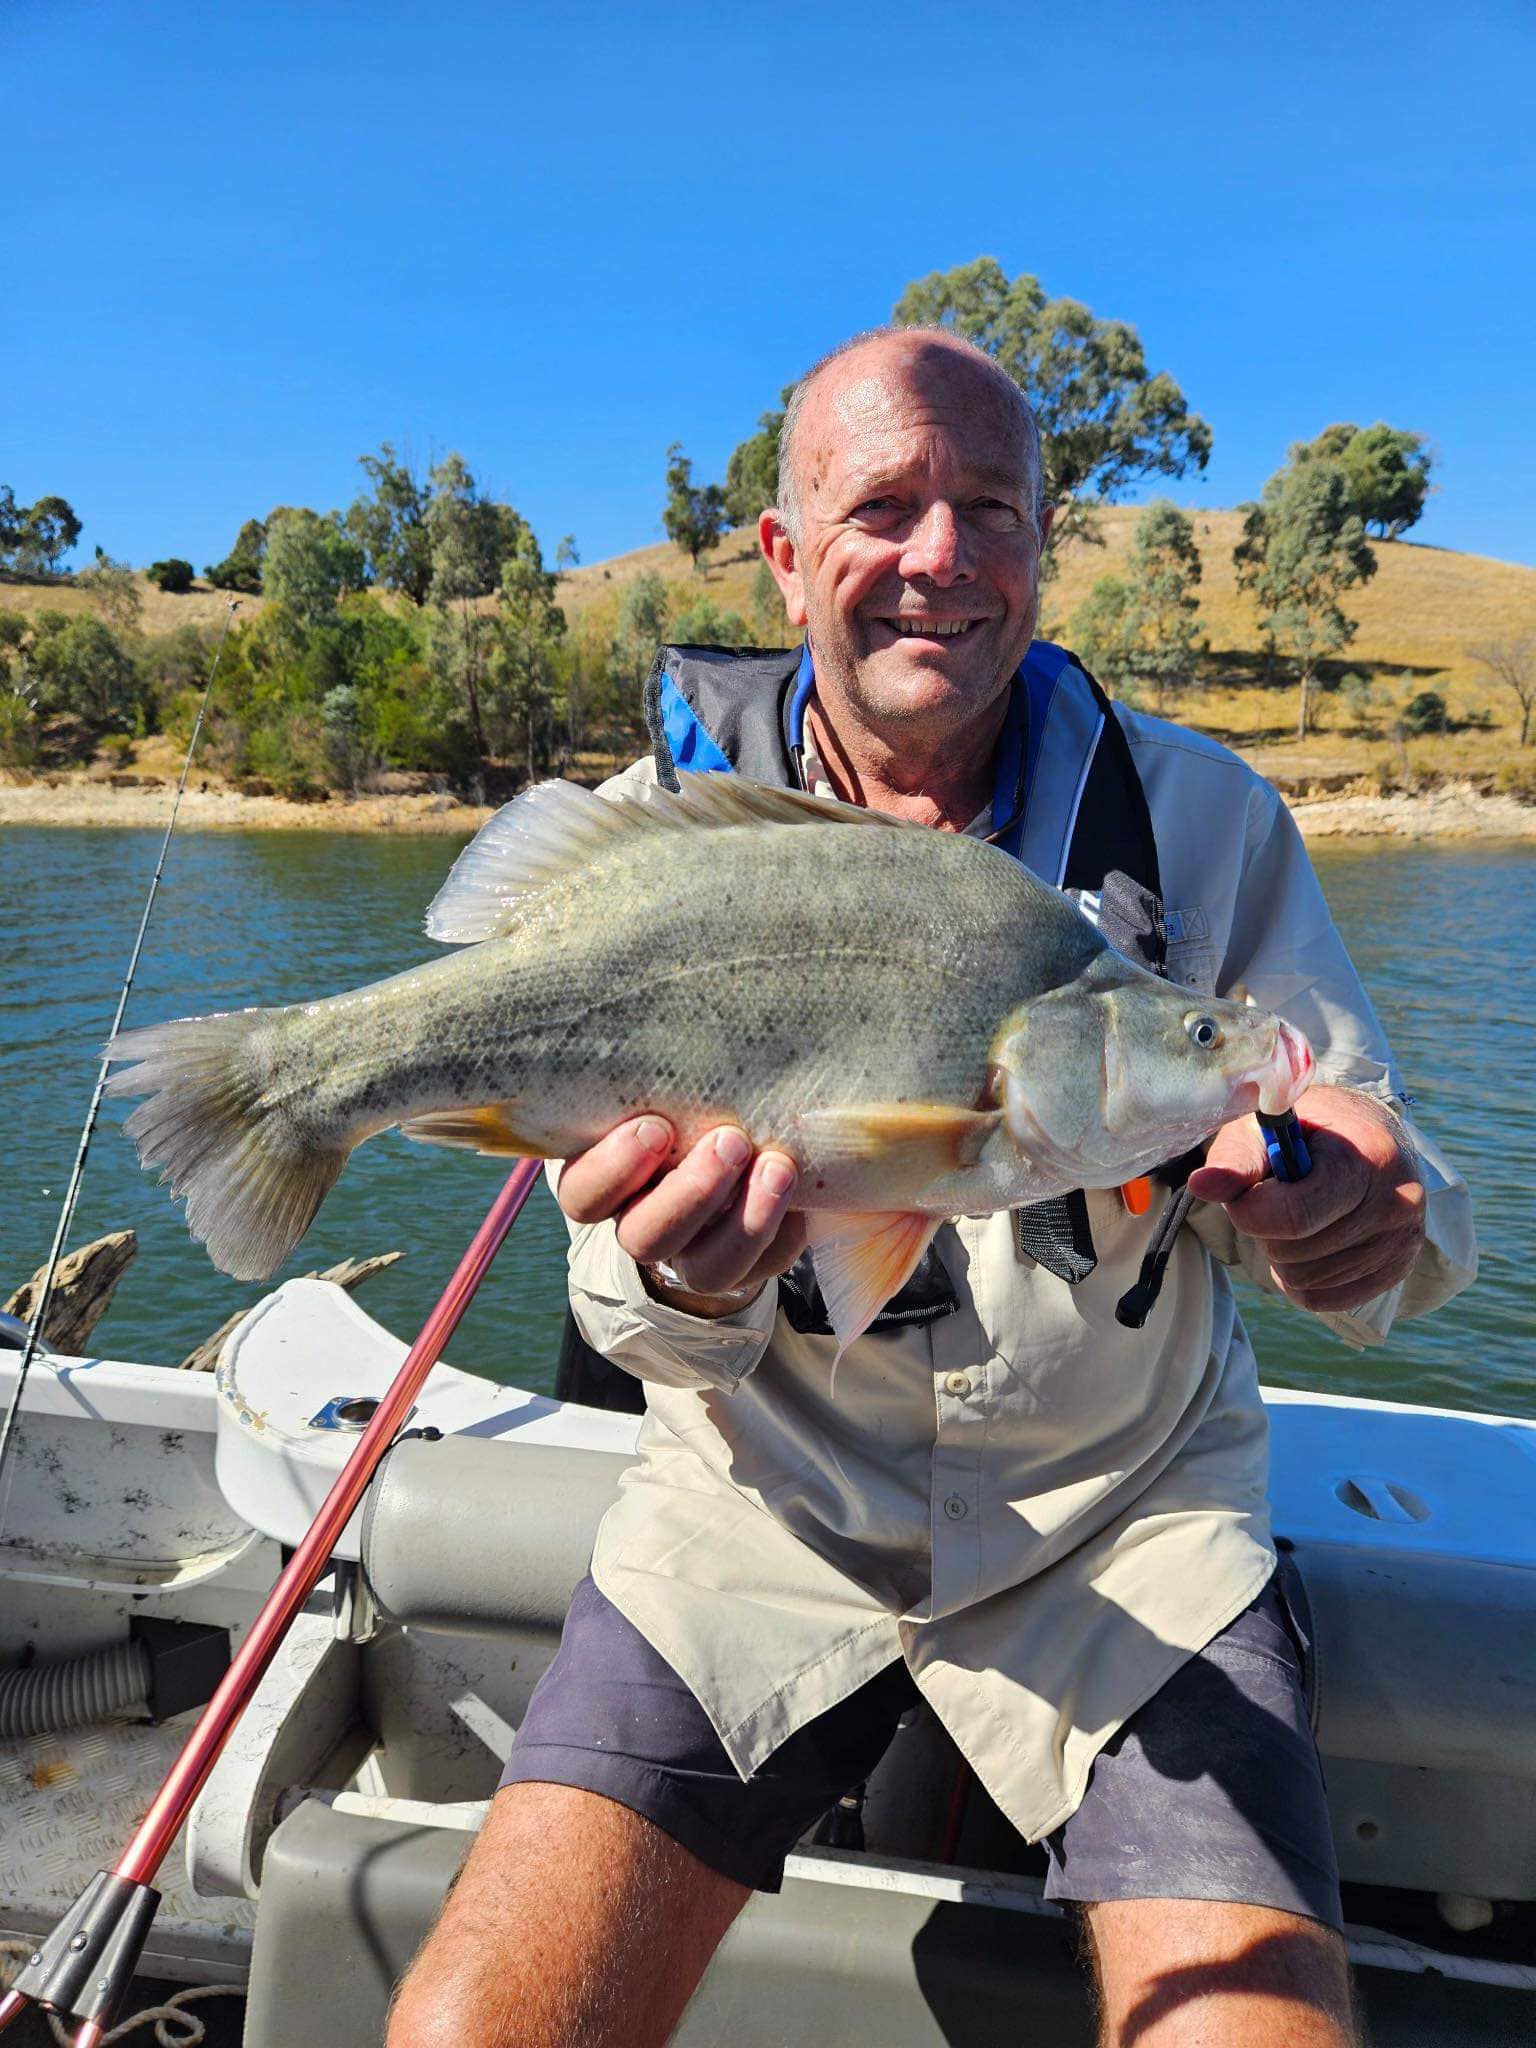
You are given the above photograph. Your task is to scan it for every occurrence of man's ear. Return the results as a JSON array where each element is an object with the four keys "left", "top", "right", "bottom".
[
  {"left": 758, "top": 509, "right": 808, "bottom": 628},
  {"left": 1039, "top": 499, "right": 1060, "bottom": 552}
]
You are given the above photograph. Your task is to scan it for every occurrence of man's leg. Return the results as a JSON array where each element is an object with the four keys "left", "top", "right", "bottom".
[
  {"left": 386, "top": 1780, "right": 749, "bottom": 2048},
  {"left": 1083, "top": 1899, "right": 1356, "bottom": 2047}
]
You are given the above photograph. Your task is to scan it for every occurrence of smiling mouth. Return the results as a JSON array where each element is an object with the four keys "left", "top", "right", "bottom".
[{"left": 881, "top": 617, "right": 986, "bottom": 639}]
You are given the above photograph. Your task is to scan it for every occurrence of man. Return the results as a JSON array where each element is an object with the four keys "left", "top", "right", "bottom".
[{"left": 388, "top": 329, "right": 1473, "bottom": 2048}]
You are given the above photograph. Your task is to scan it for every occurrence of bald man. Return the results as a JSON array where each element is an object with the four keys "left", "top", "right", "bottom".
[{"left": 387, "top": 330, "right": 1472, "bottom": 2048}]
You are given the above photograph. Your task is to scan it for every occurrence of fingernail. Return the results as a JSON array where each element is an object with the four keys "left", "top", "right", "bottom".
[
  {"left": 636, "top": 1117, "right": 671, "bottom": 1154},
  {"left": 757, "top": 1157, "right": 796, "bottom": 1200},
  {"left": 714, "top": 1127, "right": 751, "bottom": 1169}
]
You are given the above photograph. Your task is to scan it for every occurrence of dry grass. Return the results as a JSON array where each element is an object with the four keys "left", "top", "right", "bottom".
[
  {"left": 0, "top": 573, "right": 262, "bottom": 637},
  {"left": 560, "top": 508, "right": 1536, "bottom": 784},
  {"left": 5, "top": 508, "right": 1534, "bottom": 793}
]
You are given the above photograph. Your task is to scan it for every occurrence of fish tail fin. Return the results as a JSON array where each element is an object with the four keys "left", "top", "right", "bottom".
[{"left": 104, "top": 1009, "right": 347, "bottom": 1282}]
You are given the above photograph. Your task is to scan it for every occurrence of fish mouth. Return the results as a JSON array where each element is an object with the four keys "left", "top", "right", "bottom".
[{"left": 1255, "top": 1020, "right": 1315, "bottom": 1117}]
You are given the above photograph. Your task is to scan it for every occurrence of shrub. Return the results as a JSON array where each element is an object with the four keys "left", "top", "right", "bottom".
[
  {"left": 1495, "top": 758, "right": 1536, "bottom": 804},
  {"left": 98, "top": 732, "right": 133, "bottom": 765},
  {"left": 0, "top": 687, "right": 38, "bottom": 767},
  {"left": 1400, "top": 689, "right": 1448, "bottom": 735},
  {"left": 29, "top": 615, "right": 140, "bottom": 728},
  {"left": 670, "top": 595, "right": 750, "bottom": 645},
  {"left": 147, "top": 558, "right": 195, "bottom": 594},
  {"left": 245, "top": 710, "right": 332, "bottom": 800},
  {"left": 1339, "top": 672, "right": 1382, "bottom": 729}
]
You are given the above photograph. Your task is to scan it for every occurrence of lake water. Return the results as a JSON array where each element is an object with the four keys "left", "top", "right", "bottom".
[{"left": 2, "top": 824, "right": 1532, "bottom": 1416}]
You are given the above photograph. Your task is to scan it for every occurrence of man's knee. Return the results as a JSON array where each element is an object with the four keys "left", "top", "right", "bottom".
[
  {"left": 1084, "top": 1899, "right": 1356, "bottom": 2048},
  {"left": 387, "top": 1780, "right": 749, "bottom": 2048}
]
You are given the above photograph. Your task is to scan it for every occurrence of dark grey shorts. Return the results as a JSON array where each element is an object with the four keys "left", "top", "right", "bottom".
[{"left": 499, "top": 1563, "right": 1341, "bottom": 1930}]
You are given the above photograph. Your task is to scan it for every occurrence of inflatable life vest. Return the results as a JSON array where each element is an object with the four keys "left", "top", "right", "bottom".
[{"left": 554, "top": 640, "right": 1187, "bottom": 1408}]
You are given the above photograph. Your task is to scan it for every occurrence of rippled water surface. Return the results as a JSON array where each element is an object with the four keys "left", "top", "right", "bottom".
[{"left": 2, "top": 825, "right": 1531, "bottom": 1414}]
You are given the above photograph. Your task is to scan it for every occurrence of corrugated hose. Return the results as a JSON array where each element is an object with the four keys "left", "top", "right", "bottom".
[{"left": 0, "top": 1640, "right": 151, "bottom": 1738}]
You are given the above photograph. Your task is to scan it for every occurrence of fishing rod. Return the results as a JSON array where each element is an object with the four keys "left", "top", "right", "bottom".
[
  {"left": 0, "top": 1154, "right": 546, "bottom": 2045},
  {"left": 0, "top": 598, "right": 241, "bottom": 1530}
]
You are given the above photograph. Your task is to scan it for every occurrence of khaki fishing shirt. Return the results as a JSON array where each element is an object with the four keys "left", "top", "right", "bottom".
[{"left": 562, "top": 708, "right": 1476, "bottom": 1843}]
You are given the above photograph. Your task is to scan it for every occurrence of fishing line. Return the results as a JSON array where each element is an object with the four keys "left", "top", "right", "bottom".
[{"left": 0, "top": 599, "right": 242, "bottom": 1538}]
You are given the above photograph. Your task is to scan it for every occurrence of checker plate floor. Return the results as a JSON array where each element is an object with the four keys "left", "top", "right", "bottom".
[{"left": 0, "top": 1719, "right": 255, "bottom": 1968}]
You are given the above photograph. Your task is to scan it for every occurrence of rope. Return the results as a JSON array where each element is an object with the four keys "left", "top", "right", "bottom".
[
  {"left": 0, "top": 1941, "right": 242, "bottom": 2044},
  {"left": 0, "top": 600, "right": 241, "bottom": 1540}
]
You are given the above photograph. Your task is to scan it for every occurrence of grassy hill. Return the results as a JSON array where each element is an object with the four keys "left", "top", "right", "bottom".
[
  {"left": 5, "top": 510, "right": 1534, "bottom": 799},
  {"left": 561, "top": 508, "right": 1536, "bottom": 791},
  {"left": 0, "top": 573, "right": 258, "bottom": 637}
]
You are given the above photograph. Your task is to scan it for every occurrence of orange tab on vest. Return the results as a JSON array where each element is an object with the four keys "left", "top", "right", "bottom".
[{"left": 1119, "top": 1176, "right": 1153, "bottom": 1216}]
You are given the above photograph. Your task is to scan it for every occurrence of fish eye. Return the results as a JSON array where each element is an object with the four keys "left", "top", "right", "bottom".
[{"left": 1186, "top": 1014, "right": 1224, "bottom": 1051}]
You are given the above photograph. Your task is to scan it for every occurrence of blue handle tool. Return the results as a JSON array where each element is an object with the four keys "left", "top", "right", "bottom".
[{"left": 1256, "top": 1108, "right": 1312, "bottom": 1182}]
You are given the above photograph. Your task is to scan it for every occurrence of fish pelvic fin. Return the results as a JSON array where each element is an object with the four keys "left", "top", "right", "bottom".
[
  {"left": 424, "top": 770, "right": 913, "bottom": 944},
  {"left": 804, "top": 1210, "right": 943, "bottom": 1380},
  {"left": 104, "top": 1010, "right": 347, "bottom": 1283},
  {"left": 798, "top": 1102, "right": 1001, "bottom": 1178},
  {"left": 398, "top": 1104, "right": 557, "bottom": 1158}
]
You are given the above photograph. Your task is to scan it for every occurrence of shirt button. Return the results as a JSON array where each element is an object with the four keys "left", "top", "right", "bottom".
[
  {"left": 943, "top": 1371, "right": 972, "bottom": 1397},
  {"left": 943, "top": 1494, "right": 969, "bottom": 1521}
]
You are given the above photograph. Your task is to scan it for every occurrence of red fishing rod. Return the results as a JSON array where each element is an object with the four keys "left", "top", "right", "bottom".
[{"left": 0, "top": 1156, "right": 544, "bottom": 2047}]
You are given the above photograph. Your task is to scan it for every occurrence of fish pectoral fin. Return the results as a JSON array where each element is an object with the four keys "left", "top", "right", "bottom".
[
  {"left": 804, "top": 1210, "right": 943, "bottom": 1361},
  {"left": 397, "top": 1104, "right": 556, "bottom": 1159},
  {"left": 799, "top": 1102, "right": 1001, "bottom": 1175}
]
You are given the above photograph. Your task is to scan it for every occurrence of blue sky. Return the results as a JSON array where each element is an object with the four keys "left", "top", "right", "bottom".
[{"left": 6, "top": 0, "right": 1534, "bottom": 574}]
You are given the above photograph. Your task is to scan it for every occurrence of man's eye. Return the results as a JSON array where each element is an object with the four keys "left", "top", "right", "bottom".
[
  {"left": 852, "top": 497, "right": 900, "bottom": 517},
  {"left": 972, "top": 498, "right": 1023, "bottom": 524}
]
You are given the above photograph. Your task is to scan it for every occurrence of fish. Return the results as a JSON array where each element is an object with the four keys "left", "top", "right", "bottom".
[{"left": 104, "top": 770, "right": 1314, "bottom": 1350}]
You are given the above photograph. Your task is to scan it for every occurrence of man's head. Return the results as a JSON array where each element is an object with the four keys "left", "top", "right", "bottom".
[{"left": 761, "top": 328, "right": 1055, "bottom": 748}]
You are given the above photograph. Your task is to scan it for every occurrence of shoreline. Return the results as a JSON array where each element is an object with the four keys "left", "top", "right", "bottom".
[
  {"left": 0, "top": 777, "right": 497, "bottom": 835},
  {"left": 2, "top": 773, "right": 1534, "bottom": 843}
]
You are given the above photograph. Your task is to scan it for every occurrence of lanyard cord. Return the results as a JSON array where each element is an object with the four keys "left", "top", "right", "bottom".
[
  {"left": 787, "top": 647, "right": 1031, "bottom": 839},
  {"left": 0, "top": 599, "right": 241, "bottom": 1533}
]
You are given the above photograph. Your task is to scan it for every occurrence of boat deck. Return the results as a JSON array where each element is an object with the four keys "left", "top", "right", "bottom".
[{"left": 0, "top": 1718, "right": 255, "bottom": 1985}]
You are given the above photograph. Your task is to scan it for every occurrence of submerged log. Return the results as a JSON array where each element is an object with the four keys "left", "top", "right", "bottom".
[
  {"left": 177, "top": 1251, "right": 404, "bottom": 1372},
  {"left": 3, "top": 1230, "right": 139, "bottom": 1356}
]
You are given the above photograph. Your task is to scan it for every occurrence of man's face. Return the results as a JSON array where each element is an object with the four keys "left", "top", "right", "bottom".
[{"left": 762, "top": 337, "right": 1054, "bottom": 735}]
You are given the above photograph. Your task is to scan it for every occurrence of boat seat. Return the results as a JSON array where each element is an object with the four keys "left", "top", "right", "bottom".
[{"left": 360, "top": 1406, "right": 1536, "bottom": 1900}]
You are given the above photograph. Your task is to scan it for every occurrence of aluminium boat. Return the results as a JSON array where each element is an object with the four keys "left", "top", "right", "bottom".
[{"left": 2, "top": 1275, "right": 1533, "bottom": 2045}]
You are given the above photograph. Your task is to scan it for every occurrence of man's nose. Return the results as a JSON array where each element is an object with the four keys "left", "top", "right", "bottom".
[{"left": 898, "top": 501, "right": 974, "bottom": 586}]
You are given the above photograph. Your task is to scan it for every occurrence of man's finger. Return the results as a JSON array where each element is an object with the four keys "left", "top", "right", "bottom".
[
  {"left": 737, "top": 1210, "right": 809, "bottom": 1291},
  {"left": 1185, "top": 1118, "right": 1271, "bottom": 1207},
  {"left": 1276, "top": 1255, "right": 1412, "bottom": 1315},
  {"left": 616, "top": 1126, "right": 757, "bottom": 1267},
  {"left": 557, "top": 1116, "right": 676, "bottom": 1224},
  {"left": 1206, "top": 1126, "right": 1368, "bottom": 1243},
  {"left": 1271, "top": 1226, "right": 1422, "bottom": 1294},
  {"left": 670, "top": 1151, "right": 800, "bottom": 1295}
]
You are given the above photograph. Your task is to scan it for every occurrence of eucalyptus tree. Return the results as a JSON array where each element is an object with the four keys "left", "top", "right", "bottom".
[
  {"left": 892, "top": 258, "right": 1212, "bottom": 566},
  {"left": 1234, "top": 460, "right": 1377, "bottom": 740},
  {"left": 1292, "top": 422, "right": 1433, "bottom": 540},
  {"left": 346, "top": 444, "right": 434, "bottom": 605},
  {"left": 663, "top": 444, "right": 727, "bottom": 569}
]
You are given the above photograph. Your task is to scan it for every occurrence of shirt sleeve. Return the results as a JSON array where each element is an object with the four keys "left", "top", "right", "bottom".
[
  {"left": 557, "top": 1170, "right": 779, "bottom": 1394},
  {"left": 1185, "top": 785, "right": 1477, "bottom": 1348}
]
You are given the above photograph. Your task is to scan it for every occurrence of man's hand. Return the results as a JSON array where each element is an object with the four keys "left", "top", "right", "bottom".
[
  {"left": 557, "top": 1116, "right": 807, "bottom": 1319},
  {"left": 1185, "top": 1084, "right": 1426, "bottom": 1315}
]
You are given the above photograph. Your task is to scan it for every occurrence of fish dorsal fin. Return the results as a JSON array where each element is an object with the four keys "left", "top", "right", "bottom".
[{"left": 425, "top": 770, "right": 910, "bottom": 943}]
